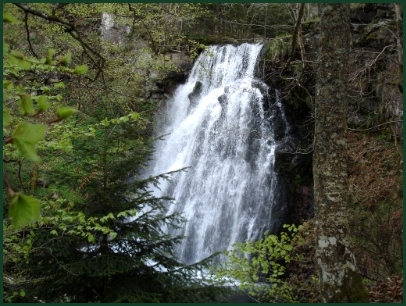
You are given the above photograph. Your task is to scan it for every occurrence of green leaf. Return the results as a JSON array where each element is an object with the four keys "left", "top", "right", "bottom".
[
  {"left": 19, "top": 94, "right": 35, "bottom": 115},
  {"left": 3, "top": 80, "right": 13, "bottom": 91},
  {"left": 12, "top": 122, "right": 47, "bottom": 144},
  {"left": 56, "top": 107, "right": 76, "bottom": 120},
  {"left": 53, "top": 82, "right": 65, "bottom": 89},
  {"left": 129, "top": 112, "right": 140, "bottom": 120},
  {"left": 3, "top": 110, "right": 12, "bottom": 126},
  {"left": 45, "top": 48, "right": 55, "bottom": 65},
  {"left": 37, "top": 95, "right": 51, "bottom": 112},
  {"left": 59, "top": 51, "right": 72, "bottom": 66},
  {"left": 14, "top": 139, "right": 39, "bottom": 162},
  {"left": 3, "top": 42, "right": 10, "bottom": 54},
  {"left": 10, "top": 51, "right": 31, "bottom": 70},
  {"left": 3, "top": 12, "right": 19, "bottom": 24},
  {"left": 19, "top": 289, "right": 26, "bottom": 297},
  {"left": 55, "top": 94, "right": 63, "bottom": 102},
  {"left": 74, "top": 64, "right": 88, "bottom": 75},
  {"left": 269, "top": 235, "right": 278, "bottom": 244},
  {"left": 101, "top": 118, "right": 110, "bottom": 127},
  {"left": 12, "top": 122, "right": 47, "bottom": 162},
  {"left": 87, "top": 233, "right": 95, "bottom": 243},
  {"left": 283, "top": 244, "right": 293, "bottom": 251},
  {"left": 117, "top": 211, "right": 128, "bottom": 217},
  {"left": 9, "top": 193, "right": 40, "bottom": 228},
  {"left": 119, "top": 116, "right": 129, "bottom": 123},
  {"left": 40, "top": 85, "right": 51, "bottom": 93}
]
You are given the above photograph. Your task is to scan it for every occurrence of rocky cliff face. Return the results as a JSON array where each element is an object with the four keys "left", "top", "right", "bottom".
[
  {"left": 100, "top": 12, "right": 193, "bottom": 107},
  {"left": 261, "top": 3, "right": 403, "bottom": 225},
  {"left": 100, "top": 5, "right": 402, "bottom": 227},
  {"left": 348, "top": 4, "right": 402, "bottom": 135}
]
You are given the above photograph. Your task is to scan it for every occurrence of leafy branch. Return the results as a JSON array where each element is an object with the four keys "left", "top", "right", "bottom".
[
  {"left": 13, "top": 3, "right": 106, "bottom": 82},
  {"left": 3, "top": 11, "right": 88, "bottom": 228}
]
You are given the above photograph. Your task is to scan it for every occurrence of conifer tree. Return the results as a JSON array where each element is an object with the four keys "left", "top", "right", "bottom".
[{"left": 15, "top": 101, "right": 226, "bottom": 302}]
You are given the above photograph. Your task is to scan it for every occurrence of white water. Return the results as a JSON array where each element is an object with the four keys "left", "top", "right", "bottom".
[{"left": 147, "top": 44, "right": 284, "bottom": 264}]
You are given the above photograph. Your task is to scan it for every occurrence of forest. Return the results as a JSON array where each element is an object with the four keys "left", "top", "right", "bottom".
[{"left": 2, "top": 3, "right": 403, "bottom": 303}]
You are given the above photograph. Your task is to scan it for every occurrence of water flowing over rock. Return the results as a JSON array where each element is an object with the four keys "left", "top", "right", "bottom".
[{"left": 147, "top": 44, "right": 291, "bottom": 264}]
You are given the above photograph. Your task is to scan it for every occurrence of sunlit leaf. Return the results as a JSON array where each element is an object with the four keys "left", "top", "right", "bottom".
[
  {"left": 87, "top": 233, "right": 95, "bottom": 243},
  {"left": 14, "top": 139, "right": 39, "bottom": 162},
  {"left": 40, "top": 86, "right": 51, "bottom": 93},
  {"left": 59, "top": 51, "right": 72, "bottom": 66},
  {"left": 109, "top": 231, "right": 117, "bottom": 239},
  {"left": 12, "top": 122, "right": 47, "bottom": 143},
  {"left": 3, "top": 42, "right": 10, "bottom": 54},
  {"left": 10, "top": 51, "right": 31, "bottom": 70},
  {"left": 37, "top": 95, "right": 51, "bottom": 112},
  {"left": 56, "top": 107, "right": 76, "bottom": 120},
  {"left": 74, "top": 64, "right": 88, "bottom": 75},
  {"left": 3, "top": 80, "right": 13, "bottom": 91},
  {"left": 129, "top": 112, "right": 140, "bottom": 120},
  {"left": 3, "top": 110, "right": 12, "bottom": 126},
  {"left": 119, "top": 116, "right": 129, "bottom": 122},
  {"left": 53, "top": 82, "right": 65, "bottom": 89},
  {"left": 19, "top": 93, "right": 35, "bottom": 115},
  {"left": 45, "top": 48, "right": 55, "bottom": 65},
  {"left": 9, "top": 193, "right": 40, "bottom": 228},
  {"left": 101, "top": 118, "right": 110, "bottom": 126},
  {"left": 3, "top": 12, "right": 19, "bottom": 24},
  {"left": 12, "top": 122, "right": 46, "bottom": 162}
]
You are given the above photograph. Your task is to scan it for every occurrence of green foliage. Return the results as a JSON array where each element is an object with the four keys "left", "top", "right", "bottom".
[
  {"left": 266, "top": 34, "right": 291, "bottom": 63},
  {"left": 9, "top": 193, "right": 40, "bottom": 229},
  {"left": 2, "top": 3, "right": 305, "bottom": 302},
  {"left": 11, "top": 122, "right": 46, "bottom": 162},
  {"left": 218, "top": 224, "right": 303, "bottom": 303},
  {"left": 4, "top": 81, "right": 226, "bottom": 302},
  {"left": 37, "top": 96, "right": 51, "bottom": 112},
  {"left": 74, "top": 64, "right": 88, "bottom": 75},
  {"left": 2, "top": 8, "right": 87, "bottom": 228},
  {"left": 3, "top": 109, "right": 12, "bottom": 126},
  {"left": 56, "top": 106, "right": 76, "bottom": 120},
  {"left": 3, "top": 11, "right": 20, "bottom": 24}
]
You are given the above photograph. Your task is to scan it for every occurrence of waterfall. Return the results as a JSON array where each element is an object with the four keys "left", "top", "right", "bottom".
[{"left": 147, "top": 43, "right": 288, "bottom": 265}]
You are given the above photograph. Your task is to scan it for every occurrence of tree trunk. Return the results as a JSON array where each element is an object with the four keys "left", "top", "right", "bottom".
[{"left": 313, "top": 3, "right": 369, "bottom": 302}]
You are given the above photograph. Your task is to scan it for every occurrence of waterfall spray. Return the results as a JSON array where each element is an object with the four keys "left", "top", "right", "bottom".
[{"left": 147, "top": 44, "right": 287, "bottom": 264}]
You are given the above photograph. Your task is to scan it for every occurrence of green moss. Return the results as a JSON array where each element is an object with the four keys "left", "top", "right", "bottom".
[
  {"left": 335, "top": 270, "right": 369, "bottom": 302},
  {"left": 302, "top": 17, "right": 320, "bottom": 31},
  {"left": 266, "top": 35, "right": 291, "bottom": 62}
]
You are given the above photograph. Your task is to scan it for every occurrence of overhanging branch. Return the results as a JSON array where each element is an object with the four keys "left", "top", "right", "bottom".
[{"left": 13, "top": 3, "right": 106, "bottom": 82}]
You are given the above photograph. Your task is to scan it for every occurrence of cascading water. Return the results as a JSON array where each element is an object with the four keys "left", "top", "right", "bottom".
[{"left": 147, "top": 43, "right": 289, "bottom": 265}]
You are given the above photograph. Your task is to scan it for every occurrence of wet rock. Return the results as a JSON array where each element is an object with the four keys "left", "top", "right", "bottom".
[{"left": 188, "top": 81, "right": 203, "bottom": 105}]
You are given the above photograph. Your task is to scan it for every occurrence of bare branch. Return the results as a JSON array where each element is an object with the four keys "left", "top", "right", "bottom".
[
  {"left": 23, "top": 12, "right": 39, "bottom": 59},
  {"left": 348, "top": 120, "right": 403, "bottom": 132},
  {"left": 281, "top": 3, "right": 305, "bottom": 74},
  {"left": 349, "top": 44, "right": 395, "bottom": 82},
  {"left": 13, "top": 3, "right": 106, "bottom": 82}
]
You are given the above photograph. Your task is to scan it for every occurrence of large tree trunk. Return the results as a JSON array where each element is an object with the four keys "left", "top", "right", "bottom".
[{"left": 313, "top": 3, "right": 369, "bottom": 302}]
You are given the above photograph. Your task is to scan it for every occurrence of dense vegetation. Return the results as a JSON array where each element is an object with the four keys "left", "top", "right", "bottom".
[
  {"left": 3, "top": 3, "right": 403, "bottom": 303},
  {"left": 3, "top": 3, "right": 229, "bottom": 302}
]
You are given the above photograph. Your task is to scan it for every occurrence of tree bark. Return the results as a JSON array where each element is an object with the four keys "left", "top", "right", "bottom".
[{"left": 313, "top": 3, "right": 369, "bottom": 302}]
